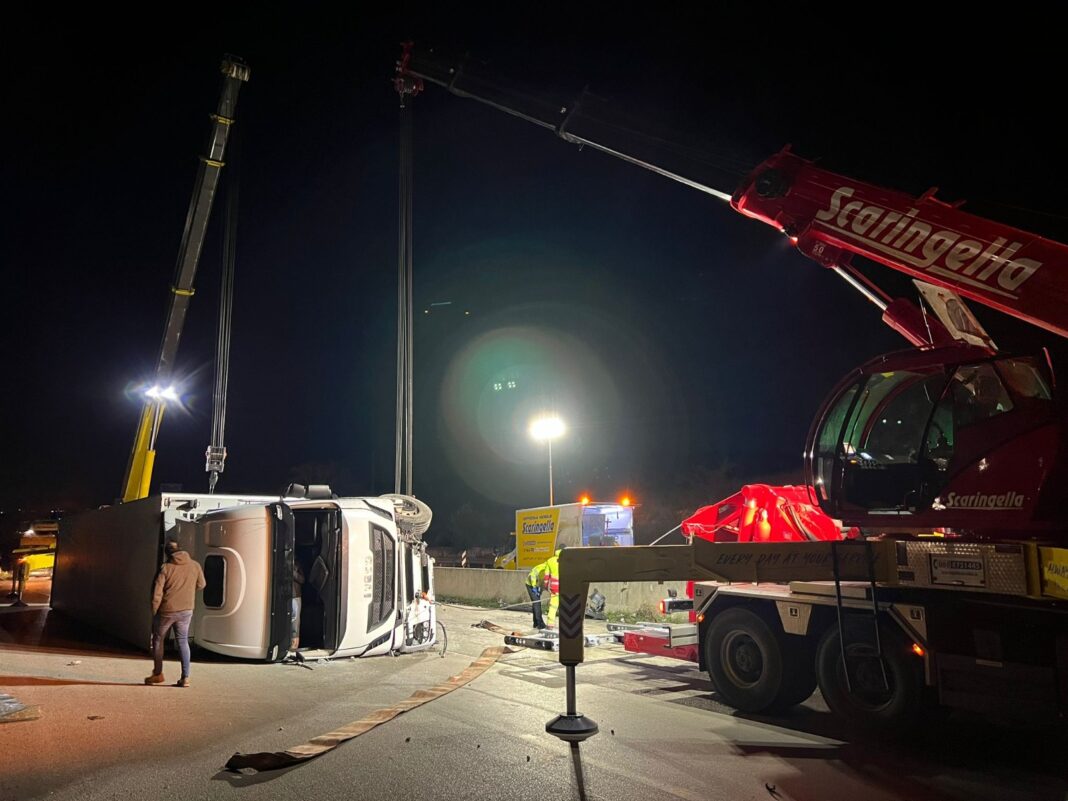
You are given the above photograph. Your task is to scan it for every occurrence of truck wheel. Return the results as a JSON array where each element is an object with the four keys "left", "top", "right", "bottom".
[
  {"left": 705, "top": 608, "right": 785, "bottom": 713},
  {"left": 379, "top": 494, "right": 433, "bottom": 538},
  {"left": 773, "top": 637, "right": 818, "bottom": 710},
  {"left": 815, "top": 620, "right": 922, "bottom": 736}
]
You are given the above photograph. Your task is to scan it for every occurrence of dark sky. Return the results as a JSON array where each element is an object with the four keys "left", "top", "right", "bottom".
[{"left": 4, "top": 6, "right": 1065, "bottom": 535}]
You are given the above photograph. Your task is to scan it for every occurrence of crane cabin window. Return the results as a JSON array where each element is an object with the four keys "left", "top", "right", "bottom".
[{"left": 837, "top": 370, "right": 949, "bottom": 512}]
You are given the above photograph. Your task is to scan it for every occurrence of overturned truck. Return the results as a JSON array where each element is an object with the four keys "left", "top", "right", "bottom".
[{"left": 52, "top": 490, "right": 436, "bottom": 661}]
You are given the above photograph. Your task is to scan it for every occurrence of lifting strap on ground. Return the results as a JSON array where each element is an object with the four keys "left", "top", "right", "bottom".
[
  {"left": 224, "top": 645, "right": 515, "bottom": 773},
  {"left": 471, "top": 619, "right": 525, "bottom": 636}
]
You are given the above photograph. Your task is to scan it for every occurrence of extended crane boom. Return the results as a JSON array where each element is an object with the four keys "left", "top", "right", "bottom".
[
  {"left": 404, "top": 49, "right": 746, "bottom": 203},
  {"left": 733, "top": 150, "right": 1068, "bottom": 339},
  {"left": 121, "top": 56, "right": 249, "bottom": 503},
  {"left": 401, "top": 49, "right": 1068, "bottom": 344}
]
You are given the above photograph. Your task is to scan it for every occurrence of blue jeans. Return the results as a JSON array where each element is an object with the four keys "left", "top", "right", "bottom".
[
  {"left": 291, "top": 597, "right": 302, "bottom": 643},
  {"left": 152, "top": 610, "right": 192, "bottom": 678}
]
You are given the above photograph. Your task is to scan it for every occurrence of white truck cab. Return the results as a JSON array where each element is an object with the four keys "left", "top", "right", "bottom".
[{"left": 186, "top": 495, "right": 435, "bottom": 661}]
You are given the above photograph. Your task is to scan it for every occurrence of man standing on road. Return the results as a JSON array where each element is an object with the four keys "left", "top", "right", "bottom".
[
  {"left": 525, "top": 556, "right": 549, "bottom": 630},
  {"left": 145, "top": 538, "right": 205, "bottom": 688}
]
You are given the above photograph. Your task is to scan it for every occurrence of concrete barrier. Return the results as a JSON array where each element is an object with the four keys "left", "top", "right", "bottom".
[{"left": 433, "top": 567, "right": 690, "bottom": 614}]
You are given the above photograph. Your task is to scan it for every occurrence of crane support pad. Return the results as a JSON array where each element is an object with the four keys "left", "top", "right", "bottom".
[{"left": 225, "top": 645, "right": 515, "bottom": 773}]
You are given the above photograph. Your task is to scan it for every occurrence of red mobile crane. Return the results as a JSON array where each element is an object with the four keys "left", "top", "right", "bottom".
[{"left": 398, "top": 47, "right": 1068, "bottom": 735}]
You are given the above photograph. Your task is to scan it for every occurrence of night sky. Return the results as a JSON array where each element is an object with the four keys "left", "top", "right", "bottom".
[{"left": 4, "top": 7, "right": 1065, "bottom": 541}]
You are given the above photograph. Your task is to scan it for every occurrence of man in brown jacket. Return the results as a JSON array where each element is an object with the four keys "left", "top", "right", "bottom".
[{"left": 145, "top": 538, "right": 205, "bottom": 688}]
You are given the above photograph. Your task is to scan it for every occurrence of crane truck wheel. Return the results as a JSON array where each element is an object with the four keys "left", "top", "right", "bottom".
[
  {"left": 815, "top": 620, "right": 923, "bottom": 736},
  {"left": 772, "top": 637, "right": 818, "bottom": 710},
  {"left": 704, "top": 608, "right": 787, "bottom": 713}
]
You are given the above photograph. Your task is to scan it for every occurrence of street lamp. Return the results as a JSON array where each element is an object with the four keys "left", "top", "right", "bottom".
[{"left": 529, "top": 414, "right": 566, "bottom": 505}]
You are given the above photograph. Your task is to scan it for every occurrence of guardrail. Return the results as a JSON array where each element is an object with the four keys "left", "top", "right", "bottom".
[{"left": 433, "top": 567, "right": 689, "bottom": 614}]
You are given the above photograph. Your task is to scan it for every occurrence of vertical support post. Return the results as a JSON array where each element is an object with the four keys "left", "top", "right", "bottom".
[
  {"left": 394, "top": 43, "right": 422, "bottom": 496},
  {"left": 547, "top": 437, "right": 554, "bottom": 505},
  {"left": 546, "top": 581, "right": 597, "bottom": 742}
]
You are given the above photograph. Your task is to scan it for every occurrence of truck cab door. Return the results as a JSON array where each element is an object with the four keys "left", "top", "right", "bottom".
[{"left": 194, "top": 503, "right": 293, "bottom": 662}]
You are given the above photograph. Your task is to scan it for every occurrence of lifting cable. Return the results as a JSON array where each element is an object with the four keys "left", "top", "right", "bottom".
[
  {"left": 393, "top": 46, "right": 422, "bottom": 496},
  {"left": 206, "top": 127, "right": 240, "bottom": 492}
]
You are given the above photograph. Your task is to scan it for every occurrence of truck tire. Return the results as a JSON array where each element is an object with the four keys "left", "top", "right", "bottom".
[
  {"left": 379, "top": 494, "right": 433, "bottom": 538},
  {"left": 774, "top": 637, "right": 818, "bottom": 710},
  {"left": 815, "top": 620, "right": 923, "bottom": 736},
  {"left": 705, "top": 608, "right": 786, "bottom": 713}
]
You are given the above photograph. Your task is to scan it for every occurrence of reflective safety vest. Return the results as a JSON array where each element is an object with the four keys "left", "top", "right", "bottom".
[
  {"left": 544, "top": 551, "right": 562, "bottom": 594},
  {"left": 526, "top": 561, "right": 548, "bottom": 588}
]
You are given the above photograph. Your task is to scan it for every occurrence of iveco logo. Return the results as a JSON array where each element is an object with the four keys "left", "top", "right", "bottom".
[{"left": 815, "top": 186, "right": 1041, "bottom": 299}]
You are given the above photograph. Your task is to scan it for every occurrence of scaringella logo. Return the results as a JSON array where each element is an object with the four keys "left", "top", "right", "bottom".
[
  {"left": 940, "top": 491, "right": 1026, "bottom": 510},
  {"left": 522, "top": 521, "right": 555, "bottom": 534},
  {"left": 814, "top": 186, "right": 1041, "bottom": 299}
]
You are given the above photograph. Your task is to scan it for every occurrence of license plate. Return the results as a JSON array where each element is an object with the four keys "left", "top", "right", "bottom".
[{"left": 929, "top": 554, "right": 986, "bottom": 587}]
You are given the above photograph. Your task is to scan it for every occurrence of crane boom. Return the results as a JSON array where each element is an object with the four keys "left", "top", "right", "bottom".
[
  {"left": 404, "top": 49, "right": 745, "bottom": 203},
  {"left": 402, "top": 48, "right": 1068, "bottom": 341},
  {"left": 121, "top": 56, "right": 250, "bottom": 503},
  {"left": 733, "top": 150, "right": 1068, "bottom": 339}
]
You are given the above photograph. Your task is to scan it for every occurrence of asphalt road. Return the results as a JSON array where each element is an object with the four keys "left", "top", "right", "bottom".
[{"left": 1, "top": 579, "right": 1065, "bottom": 801}]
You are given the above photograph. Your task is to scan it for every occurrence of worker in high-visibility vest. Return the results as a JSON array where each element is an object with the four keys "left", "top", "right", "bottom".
[
  {"left": 543, "top": 545, "right": 566, "bottom": 627},
  {"left": 525, "top": 556, "right": 550, "bottom": 630}
]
